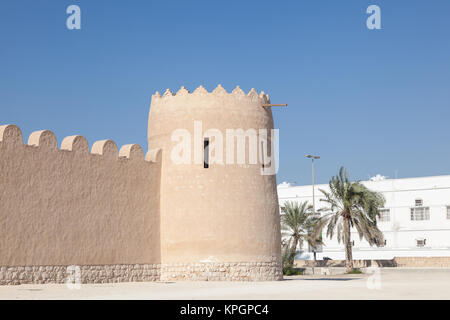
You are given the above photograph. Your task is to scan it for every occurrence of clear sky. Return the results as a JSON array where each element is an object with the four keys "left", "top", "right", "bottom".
[{"left": 1, "top": 0, "right": 449, "bottom": 185}]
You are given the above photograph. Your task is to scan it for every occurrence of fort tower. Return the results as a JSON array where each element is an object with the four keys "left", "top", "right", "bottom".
[{"left": 148, "top": 85, "right": 283, "bottom": 281}]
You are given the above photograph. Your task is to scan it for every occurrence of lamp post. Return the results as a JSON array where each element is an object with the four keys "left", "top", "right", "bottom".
[
  {"left": 306, "top": 154, "right": 320, "bottom": 266},
  {"left": 306, "top": 154, "right": 320, "bottom": 215}
]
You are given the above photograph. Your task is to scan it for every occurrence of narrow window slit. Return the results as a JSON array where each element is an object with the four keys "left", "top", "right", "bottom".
[{"left": 204, "top": 138, "right": 209, "bottom": 168}]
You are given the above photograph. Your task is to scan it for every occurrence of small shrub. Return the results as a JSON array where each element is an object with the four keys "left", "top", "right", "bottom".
[
  {"left": 283, "top": 266, "right": 304, "bottom": 276},
  {"left": 347, "top": 268, "right": 363, "bottom": 274}
]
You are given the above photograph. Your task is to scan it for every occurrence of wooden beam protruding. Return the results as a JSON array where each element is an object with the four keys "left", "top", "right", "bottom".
[{"left": 262, "top": 104, "right": 287, "bottom": 107}]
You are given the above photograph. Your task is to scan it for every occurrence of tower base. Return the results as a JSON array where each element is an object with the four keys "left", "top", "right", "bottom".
[
  {"left": 0, "top": 260, "right": 283, "bottom": 285},
  {"left": 160, "top": 260, "right": 283, "bottom": 281}
]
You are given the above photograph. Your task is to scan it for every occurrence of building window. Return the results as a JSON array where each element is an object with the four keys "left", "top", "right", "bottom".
[
  {"left": 415, "top": 199, "right": 423, "bottom": 207},
  {"left": 260, "top": 141, "right": 265, "bottom": 170},
  {"left": 447, "top": 206, "right": 450, "bottom": 220},
  {"left": 410, "top": 207, "right": 430, "bottom": 221},
  {"left": 378, "top": 209, "right": 390, "bottom": 222},
  {"left": 416, "top": 239, "right": 426, "bottom": 247},
  {"left": 203, "top": 138, "right": 209, "bottom": 168}
]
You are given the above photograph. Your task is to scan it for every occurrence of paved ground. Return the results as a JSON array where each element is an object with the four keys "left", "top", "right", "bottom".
[{"left": 1, "top": 269, "right": 449, "bottom": 300}]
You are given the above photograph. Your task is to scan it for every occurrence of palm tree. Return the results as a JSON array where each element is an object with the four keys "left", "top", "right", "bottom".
[
  {"left": 280, "top": 201, "right": 321, "bottom": 266},
  {"left": 312, "top": 167, "right": 385, "bottom": 272}
]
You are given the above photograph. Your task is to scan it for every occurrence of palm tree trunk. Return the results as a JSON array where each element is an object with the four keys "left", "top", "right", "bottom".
[
  {"left": 290, "top": 237, "right": 299, "bottom": 265},
  {"left": 343, "top": 217, "right": 353, "bottom": 272}
]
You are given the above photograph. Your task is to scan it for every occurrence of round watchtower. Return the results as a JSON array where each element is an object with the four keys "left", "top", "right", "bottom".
[{"left": 148, "top": 85, "right": 282, "bottom": 281}]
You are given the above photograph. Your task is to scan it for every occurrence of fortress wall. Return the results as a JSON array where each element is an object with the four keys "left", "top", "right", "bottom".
[{"left": 0, "top": 125, "right": 162, "bottom": 284}]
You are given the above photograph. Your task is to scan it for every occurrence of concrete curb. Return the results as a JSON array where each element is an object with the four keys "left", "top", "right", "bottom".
[{"left": 295, "top": 266, "right": 450, "bottom": 275}]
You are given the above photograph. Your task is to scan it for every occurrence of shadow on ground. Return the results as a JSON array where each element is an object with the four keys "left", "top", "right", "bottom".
[
  {"left": 300, "top": 278, "right": 362, "bottom": 281},
  {"left": 283, "top": 277, "right": 362, "bottom": 281}
]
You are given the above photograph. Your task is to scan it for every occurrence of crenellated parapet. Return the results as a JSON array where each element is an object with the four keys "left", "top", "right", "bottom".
[
  {"left": 152, "top": 84, "right": 270, "bottom": 101},
  {"left": 150, "top": 84, "right": 271, "bottom": 108},
  {"left": 0, "top": 124, "right": 158, "bottom": 163},
  {"left": 148, "top": 84, "right": 275, "bottom": 144}
]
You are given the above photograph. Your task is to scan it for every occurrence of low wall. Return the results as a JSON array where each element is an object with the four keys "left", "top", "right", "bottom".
[
  {"left": 294, "top": 256, "right": 450, "bottom": 268},
  {"left": 0, "top": 124, "right": 162, "bottom": 284},
  {"left": 394, "top": 257, "right": 450, "bottom": 267}
]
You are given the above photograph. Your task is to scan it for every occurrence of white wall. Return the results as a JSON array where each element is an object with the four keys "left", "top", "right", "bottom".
[{"left": 278, "top": 175, "right": 450, "bottom": 260}]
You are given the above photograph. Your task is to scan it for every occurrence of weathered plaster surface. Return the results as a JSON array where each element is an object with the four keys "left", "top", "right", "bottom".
[
  {"left": 148, "top": 86, "right": 282, "bottom": 268},
  {"left": 0, "top": 125, "right": 161, "bottom": 267}
]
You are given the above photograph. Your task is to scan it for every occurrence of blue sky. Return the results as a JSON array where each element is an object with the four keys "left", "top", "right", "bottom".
[{"left": 1, "top": 0, "right": 449, "bottom": 185}]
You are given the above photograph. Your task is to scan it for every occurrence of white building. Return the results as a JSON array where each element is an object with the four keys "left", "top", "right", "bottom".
[{"left": 277, "top": 175, "right": 450, "bottom": 260}]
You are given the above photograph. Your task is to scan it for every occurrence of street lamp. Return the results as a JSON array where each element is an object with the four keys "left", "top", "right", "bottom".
[
  {"left": 306, "top": 154, "right": 320, "bottom": 215},
  {"left": 306, "top": 154, "right": 320, "bottom": 266}
]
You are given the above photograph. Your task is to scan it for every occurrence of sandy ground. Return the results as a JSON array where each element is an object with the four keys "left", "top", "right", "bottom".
[{"left": 1, "top": 269, "right": 449, "bottom": 300}]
